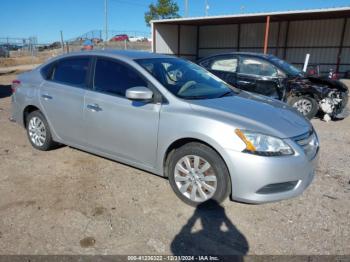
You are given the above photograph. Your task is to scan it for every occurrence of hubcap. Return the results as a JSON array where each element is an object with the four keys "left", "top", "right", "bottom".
[
  {"left": 174, "top": 155, "right": 217, "bottom": 202},
  {"left": 28, "top": 117, "right": 46, "bottom": 147},
  {"left": 293, "top": 99, "right": 312, "bottom": 115}
]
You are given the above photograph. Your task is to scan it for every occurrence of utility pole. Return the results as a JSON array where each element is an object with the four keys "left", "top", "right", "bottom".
[
  {"left": 184, "top": 0, "right": 188, "bottom": 17},
  {"left": 205, "top": 0, "right": 209, "bottom": 16},
  {"left": 60, "top": 30, "right": 65, "bottom": 53},
  {"left": 104, "top": 0, "right": 108, "bottom": 43}
]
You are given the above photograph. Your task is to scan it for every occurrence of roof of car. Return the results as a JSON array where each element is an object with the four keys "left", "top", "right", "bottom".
[
  {"left": 59, "top": 50, "right": 173, "bottom": 60},
  {"left": 198, "top": 52, "right": 275, "bottom": 62},
  {"left": 202, "top": 52, "right": 272, "bottom": 58},
  {"left": 233, "top": 52, "right": 273, "bottom": 57}
]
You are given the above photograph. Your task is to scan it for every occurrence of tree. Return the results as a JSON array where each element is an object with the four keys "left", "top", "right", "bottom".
[{"left": 145, "top": 0, "right": 180, "bottom": 26}]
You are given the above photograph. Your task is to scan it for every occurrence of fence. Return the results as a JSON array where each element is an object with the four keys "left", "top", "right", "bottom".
[
  {"left": 0, "top": 30, "right": 151, "bottom": 61},
  {"left": 0, "top": 37, "right": 39, "bottom": 57},
  {"left": 66, "top": 30, "right": 151, "bottom": 42},
  {"left": 64, "top": 40, "right": 151, "bottom": 53}
]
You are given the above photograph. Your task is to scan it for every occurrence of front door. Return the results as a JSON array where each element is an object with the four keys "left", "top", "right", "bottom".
[
  {"left": 84, "top": 57, "right": 160, "bottom": 168},
  {"left": 238, "top": 55, "right": 281, "bottom": 99}
]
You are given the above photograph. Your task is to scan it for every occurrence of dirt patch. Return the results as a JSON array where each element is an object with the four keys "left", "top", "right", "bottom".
[{"left": 79, "top": 237, "right": 96, "bottom": 248}]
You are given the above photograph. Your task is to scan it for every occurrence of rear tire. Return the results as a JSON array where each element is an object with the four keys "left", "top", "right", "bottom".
[
  {"left": 167, "top": 142, "right": 231, "bottom": 206},
  {"left": 288, "top": 95, "right": 319, "bottom": 119},
  {"left": 26, "top": 110, "right": 56, "bottom": 151}
]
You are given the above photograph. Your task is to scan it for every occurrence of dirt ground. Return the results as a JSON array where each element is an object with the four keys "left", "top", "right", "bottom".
[{"left": 0, "top": 73, "right": 349, "bottom": 255}]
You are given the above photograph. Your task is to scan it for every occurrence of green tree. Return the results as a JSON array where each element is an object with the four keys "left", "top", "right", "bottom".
[{"left": 145, "top": 0, "right": 180, "bottom": 26}]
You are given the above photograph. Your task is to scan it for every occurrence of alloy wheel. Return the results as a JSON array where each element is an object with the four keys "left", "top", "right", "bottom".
[
  {"left": 28, "top": 116, "right": 47, "bottom": 147},
  {"left": 174, "top": 155, "right": 217, "bottom": 202},
  {"left": 293, "top": 99, "right": 313, "bottom": 115}
]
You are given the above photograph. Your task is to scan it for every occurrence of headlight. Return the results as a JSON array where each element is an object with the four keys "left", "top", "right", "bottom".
[{"left": 235, "top": 129, "right": 294, "bottom": 156}]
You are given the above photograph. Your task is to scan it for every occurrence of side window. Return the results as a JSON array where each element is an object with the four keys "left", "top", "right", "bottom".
[
  {"left": 94, "top": 58, "right": 147, "bottom": 97},
  {"left": 52, "top": 57, "right": 90, "bottom": 86},
  {"left": 239, "top": 57, "right": 278, "bottom": 77},
  {"left": 210, "top": 57, "right": 238, "bottom": 73},
  {"left": 41, "top": 63, "right": 54, "bottom": 80}
]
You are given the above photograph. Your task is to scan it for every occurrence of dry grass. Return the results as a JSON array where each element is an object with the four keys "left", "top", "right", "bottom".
[{"left": 0, "top": 42, "right": 151, "bottom": 68}]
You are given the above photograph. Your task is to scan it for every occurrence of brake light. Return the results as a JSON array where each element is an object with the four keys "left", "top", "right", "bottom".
[{"left": 11, "top": 80, "right": 21, "bottom": 93}]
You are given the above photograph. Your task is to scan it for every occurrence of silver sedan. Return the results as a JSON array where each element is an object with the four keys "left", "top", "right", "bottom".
[{"left": 11, "top": 50, "right": 319, "bottom": 206}]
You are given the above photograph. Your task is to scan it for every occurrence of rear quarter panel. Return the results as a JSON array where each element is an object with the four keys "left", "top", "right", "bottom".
[{"left": 12, "top": 69, "right": 44, "bottom": 127}]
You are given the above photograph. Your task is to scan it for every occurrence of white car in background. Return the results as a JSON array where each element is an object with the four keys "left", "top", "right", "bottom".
[{"left": 129, "top": 36, "right": 147, "bottom": 42}]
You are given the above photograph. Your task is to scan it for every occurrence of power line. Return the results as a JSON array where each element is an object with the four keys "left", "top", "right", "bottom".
[
  {"left": 185, "top": 0, "right": 188, "bottom": 17},
  {"left": 205, "top": 0, "right": 209, "bottom": 16},
  {"left": 109, "top": 0, "right": 149, "bottom": 8}
]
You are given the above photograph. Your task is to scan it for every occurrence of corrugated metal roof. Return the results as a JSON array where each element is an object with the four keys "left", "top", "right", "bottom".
[{"left": 151, "top": 6, "right": 350, "bottom": 24}]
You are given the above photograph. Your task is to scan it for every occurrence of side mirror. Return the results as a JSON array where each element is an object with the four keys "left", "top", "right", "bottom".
[{"left": 126, "top": 86, "right": 153, "bottom": 101}]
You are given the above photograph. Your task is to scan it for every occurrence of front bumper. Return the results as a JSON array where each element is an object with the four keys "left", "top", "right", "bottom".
[
  {"left": 335, "top": 91, "right": 349, "bottom": 119},
  {"left": 225, "top": 137, "right": 319, "bottom": 204},
  {"left": 11, "top": 96, "right": 19, "bottom": 123}
]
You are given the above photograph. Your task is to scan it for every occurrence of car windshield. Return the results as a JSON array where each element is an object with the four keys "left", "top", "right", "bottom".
[
  {"left": 136, "top": 58, "right": 238, "bottom": 99},
  {"left": 269, "top": 56, "right": 303, "bottom": 77}
]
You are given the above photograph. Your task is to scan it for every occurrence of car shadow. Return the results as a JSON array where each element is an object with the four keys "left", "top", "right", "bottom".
[
  {"left": 171, "top": 200, "right": 249, "bottom": 260},
  {"left": 0, "top": 85, "right": 12, "bottom": 98}
]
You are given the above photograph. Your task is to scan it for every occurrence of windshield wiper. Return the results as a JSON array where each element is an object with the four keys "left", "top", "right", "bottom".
[
  {"left": 217, "top": 91, "right": 234, "bottom": 98},
  {"left": 181, "top": 95, "right": 210, "bottom": 100}
]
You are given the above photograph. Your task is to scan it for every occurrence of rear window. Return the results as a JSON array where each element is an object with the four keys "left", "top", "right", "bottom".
[
  {"left": 52, "top": 57, "right": 90, "bottom": 87},
  {"left": 211, "top": 57, "right": 238, "bottom": 73}
]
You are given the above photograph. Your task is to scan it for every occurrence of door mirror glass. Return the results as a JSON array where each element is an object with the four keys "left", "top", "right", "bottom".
[{"left": 126, "top": 86, "right": 153, "bottom": 101}]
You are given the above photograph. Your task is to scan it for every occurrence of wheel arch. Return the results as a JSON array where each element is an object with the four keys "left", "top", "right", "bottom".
[
  {"left": 23, "top": 105, "right": 41, "bottom": 127},
  {"left": 288, "top": 88, "right": 321, "bottom": 101},
  {"left": 22, "top": 104, "right": 60, "bottom": 142},
  {"left": 162, "top": 137, "right": 230, "bottom": 179}
]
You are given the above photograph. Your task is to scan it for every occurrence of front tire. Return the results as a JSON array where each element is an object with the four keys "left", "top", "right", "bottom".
[
  {"left": 168, "top": 142, "right": 231, "bottom": 206},
  {"left": 288, "top": 95, "right": 319, "bottom": 119},
  {"left": 26, "top": 110, "right": 56, "bottom": 151}
]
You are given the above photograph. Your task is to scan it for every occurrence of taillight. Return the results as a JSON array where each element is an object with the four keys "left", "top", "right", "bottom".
[{"left": 11, "top": 80, "right": 21, "bottom": 93}]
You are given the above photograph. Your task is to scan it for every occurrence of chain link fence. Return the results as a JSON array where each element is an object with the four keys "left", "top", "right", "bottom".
[
  {"left": 0, "top": 31, "right": 151, "bottom": 67},
  {"left": 0, "top": 37, "right": 39, "bottom": 57}
]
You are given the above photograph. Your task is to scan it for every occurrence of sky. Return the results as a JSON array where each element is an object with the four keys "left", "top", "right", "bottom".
[{"left": 0, "top": 0, "right": 349, "bottom": 43}]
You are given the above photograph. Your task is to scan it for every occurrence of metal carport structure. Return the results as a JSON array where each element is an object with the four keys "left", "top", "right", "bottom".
[{"left": 151, "top": 7, "right": 350, "bottom": 75}]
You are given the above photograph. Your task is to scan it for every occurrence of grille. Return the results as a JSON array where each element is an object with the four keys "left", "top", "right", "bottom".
[{"left": 294, "top": 130, "right": 319, "bottom": 160}]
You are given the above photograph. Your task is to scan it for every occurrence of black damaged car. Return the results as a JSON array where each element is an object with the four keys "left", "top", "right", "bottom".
[{"left": 198, "top": 52, "right": 349, "bottom": 120}]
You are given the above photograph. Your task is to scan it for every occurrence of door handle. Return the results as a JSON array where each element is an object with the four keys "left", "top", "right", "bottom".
[
  {"left": 87, "top": 103, "right": 102, "bottom": 112},
  {"left": 41, "top": 94, "right": 53, "bottom": 100}
]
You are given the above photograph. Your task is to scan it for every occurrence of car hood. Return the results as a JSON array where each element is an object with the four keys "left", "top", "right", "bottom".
[
  {"left": 288, "top": 76, "right": 348, "bottom": 93},
  {"left": 188, "top": 91, "right": 312, "bottom": 139}
]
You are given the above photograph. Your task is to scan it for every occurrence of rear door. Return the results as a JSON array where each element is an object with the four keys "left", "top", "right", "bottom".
[
  {"left": 238, "top": 56, "right": 281, "bottom": 98},
  {"left": 200, "top": 55, "right": 238, "bottom": 86},
  {"left": 39, "top": 56, "right": 90, "bottom": 145},
  {"left": 83, "top": 57, "right": 161, "bottom": 167}
]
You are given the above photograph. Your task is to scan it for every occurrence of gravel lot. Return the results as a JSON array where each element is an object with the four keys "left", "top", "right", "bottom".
[{"left": 0, "top": 73, "right": 349, "bottom": 255}]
